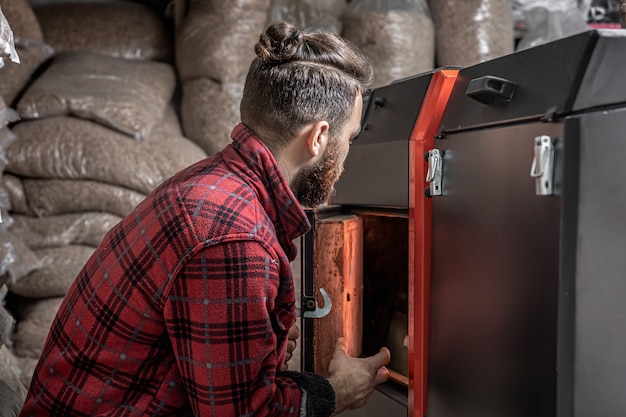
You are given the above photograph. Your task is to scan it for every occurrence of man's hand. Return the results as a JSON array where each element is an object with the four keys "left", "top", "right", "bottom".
[
  {"left": 326, "top": 337, "right": 391, "bottom": 415},
  {"left": 281, "top": 323, "right": 300, "bottom": 371}
]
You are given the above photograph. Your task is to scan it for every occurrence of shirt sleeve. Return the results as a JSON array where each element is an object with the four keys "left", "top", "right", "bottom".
[{"left": 163, "top": 239, "right": 305, "bottom": 416}]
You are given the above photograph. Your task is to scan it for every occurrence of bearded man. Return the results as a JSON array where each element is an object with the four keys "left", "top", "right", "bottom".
[{"left": 21, "top": 21, "right": 390, "bottom": 417}]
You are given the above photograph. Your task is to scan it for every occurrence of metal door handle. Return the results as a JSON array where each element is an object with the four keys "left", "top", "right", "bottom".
[
  {"left": 425, "top": 149, "right": 443, "bottom": 197},
  {"left": 530, "top": 135, "right": 555, "bottom": 196},
  {"left": 466, "top": 75, "right": 517, "bottom": 105}
]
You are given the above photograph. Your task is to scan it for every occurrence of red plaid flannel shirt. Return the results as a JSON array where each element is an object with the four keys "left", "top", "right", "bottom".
[{"left": 20, "top": 124, "right": 334, "bottom": 416}]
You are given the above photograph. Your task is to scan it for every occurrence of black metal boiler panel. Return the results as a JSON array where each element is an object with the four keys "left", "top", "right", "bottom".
[
  {"left": 556, "top": 108, "right": 626, "bottom": 417},
  {"left": 426, "top": 29, "right": 626, "bottom": 417},
  {"left": 427, "top": 121, "right": 565, "bottom": 417},
  {"left": 332, "top": 72, "right": 434, "bottom": 208}
]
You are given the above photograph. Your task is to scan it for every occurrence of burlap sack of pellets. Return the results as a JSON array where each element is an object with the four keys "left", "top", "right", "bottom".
[
  {"left": 341, "top": 0, "right": 435, "bottom": 89},
  {"left": 23, "top": 179, "right": 146, "bottom": 218},
  {"left": 0, "top": 147, "right": 8, "bottom": 174},
  {"left": 0, "top": 0, "right": 43, "bottom": 42},
  {"left": 34, "top": 1, "right": 172, "bottom": 62},
  {"left": 162, "top": 104, "right": 183, "bottom": 136},
  {"left": 0, "top": 345, "right": 23, "bottom": 383},
  {"left": 428, "top": 0, "right": 513, "bottom": 67},
  {"left": 0, "top": 42, "right": 53, "bottom": 107},
  {"left": 17, "top": 355, "right": 37, "bottom": 389},
  {"left": 269, "top": 0, "right": 346, "bottom": 34},
  {"left": 13, "top": 296, "right": 63, "bottom": 359},
  {"left": 0, "top": 345, "right": 27, "bottom": 417},
  {"left": 176, "top": 0, "right": 270, "bottom": 83},
  {"left": 11, "top": 212, "right": 122, "bottom": 249},
  {"left": 0, "top": 184, "right": 10, "bottom": 214},
  {"left": 181, "top": 78, "right": 242, "bottom": 155},
  {"left": 0, "top": 174, "right": 31, "bottom": 216},
  {"left": 7, "top": 245, "right": 94, "bottom": 298},
  {"left": 2, "top": 235, "right": 41, "bottom": 285},
  {"left": 6, "top": 117, "right": 207, "bottom": 195},
  {"left": 0, "top": 148, "right": 8, "bottom": 175},
  {"left": 0, "top": 101, "right": 19, "bottom": 172},
  {"left": 17, "top": 52, "right": 177, "bottom": 141}
]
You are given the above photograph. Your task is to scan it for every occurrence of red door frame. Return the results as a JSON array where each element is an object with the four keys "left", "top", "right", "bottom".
[{"left": 408, "top": 69, "right": 458, "bottom": 417}]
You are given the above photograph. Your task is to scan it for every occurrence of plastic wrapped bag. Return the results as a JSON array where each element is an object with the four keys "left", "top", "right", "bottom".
[
  {"left": 341, "top": 0, "right": 435, "bottom": 88},
  {"left": 12, "top": 296, "right": 64, "bottom": 359},
  {"left": 8, "top": 245, "right": 94, "bottom": 298},
  {"left": 429, "top": 0, "right": 514, "bottom": 67},
  {"left": 0, "top": 97, "right": 18, "bottom": 130},
  {"left": 0, "top": 41, "right": 53, "bottom": 107},
  {"left": 181, "top": 78, "right": 243, "bottom": 155},
  {"left": 269, "top": 0, "right": 346, "bottom": 33},
  {"left": 1, "top": 174, "right": 30, "bottom": 215},
  {"left": 0, "top": 0, "right": 43, "bottom": 43},
  {"left": 515, "top": 0, "right": 591, "bottom": 51},
  {"left": 0, "top": 5, "right": 19, "bottom": 69},
  {"left": 7, "top": 117, "right": 207, "bottom": 195},
  {"left": 0, "top": 183, "right": 10, "bottom": 217},
  {"left": 176, "top": 0, "right": 270, "bottom": 83},
  {"left": 17, "top": 51, "right": 177, "bottom": 141},
  {"left": 11, "top": 212, "right": 122, "bottom": 249},
  {"left": 0, "top": 345, "right": 27, "bottom": 417},
  {"left": 0, "top": 227, "right": 14, "bottom": 278},
  {"left": 2, "top": 234, "right": 41, "bottom": 285},
  {"left": 34, "top": 1, "right": 172, "bottom": 61},
  {"left": 23, "top": 178, "right": 146, "bottom": 218}
]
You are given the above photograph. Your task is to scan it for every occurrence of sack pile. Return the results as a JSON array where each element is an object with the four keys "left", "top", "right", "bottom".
[
  {"left": 428, "top": 0, "right": 514, "bottom": 67},
  {"left": 341, "top": 0, "right": 435, "bottom": 89},
  {"left": 176, "top": 0, "right": 271, "bottom": 155},
  {"left": 0, "top": 1, "right": 34, "bottom": 413},
  {"left": 0, "top": 97, "right": 27, "bottom": 417},
  {"left": 0, "top": 0, "right": 207, "bottom": 396},
  {"left": 0, "top": 0, "right": 522, "bottom": 413}
]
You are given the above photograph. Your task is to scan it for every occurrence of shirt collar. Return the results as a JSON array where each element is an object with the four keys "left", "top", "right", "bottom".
[{"left": 229, "top": 123, "right": 311, "bottom": 259}]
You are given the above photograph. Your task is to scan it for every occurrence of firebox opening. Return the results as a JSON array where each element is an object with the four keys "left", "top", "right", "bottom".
[{"left": 353, "top": 209, "right": 409, "bottom": 384}]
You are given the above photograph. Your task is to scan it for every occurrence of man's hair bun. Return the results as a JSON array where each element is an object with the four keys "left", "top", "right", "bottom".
[{"left": 255, "top": 21, "right": 303, "bottom": 65}]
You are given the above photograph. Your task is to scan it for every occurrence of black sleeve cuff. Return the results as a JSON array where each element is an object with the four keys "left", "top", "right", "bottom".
[{"left": 279, "top": 371, "right": 336, "bottom": 417}]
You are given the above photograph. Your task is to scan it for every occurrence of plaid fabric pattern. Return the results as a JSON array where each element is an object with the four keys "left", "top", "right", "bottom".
[{"left": 20, "top": 124, "right": 314, "bottom": 417}]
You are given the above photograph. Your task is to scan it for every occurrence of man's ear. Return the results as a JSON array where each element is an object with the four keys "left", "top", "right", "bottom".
[{"left": 306, "top": 121, "right": 330, "bottom": 157}]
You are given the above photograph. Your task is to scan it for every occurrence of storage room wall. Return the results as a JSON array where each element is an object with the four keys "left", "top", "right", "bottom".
[{"left": 0, "top": 0, "right": 597, "bottom": 415}]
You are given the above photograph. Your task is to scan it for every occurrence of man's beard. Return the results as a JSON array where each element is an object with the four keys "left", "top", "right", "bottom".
[{"left": 292, "top": 138, "right": 344, "bottom": 208}]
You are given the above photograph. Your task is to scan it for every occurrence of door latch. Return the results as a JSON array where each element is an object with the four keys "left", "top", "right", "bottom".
[
  {"left": 297, "top": 288, "right": 332, "bottom": 319},
  {"left": 425, "top": 149, "right": 443, "bottom": 197},
  {"left": 530, "top": 135, "right": 555, "bottom": 196}
]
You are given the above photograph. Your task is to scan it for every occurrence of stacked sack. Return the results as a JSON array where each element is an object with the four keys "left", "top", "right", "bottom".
[
  {"left": 268, "top": 0, "right": 346, "bottom": 34},
  {"left": 0, "top": 0, "right": 53, "bottom": 108},
  {"left": 428, "top": 0, "right": 514, "bottom": 67},
  {"left": 0, "top": 98, "right": 27, "bottom": 417},
  {"left": 340, "top": 0, "right": 435, "bottom": 89},
  {"left": 1, "top": 3, "right": 34, "bottom": 414},
  {"left": 0, "top": 0, "right": 207, "bottom": 389},
  {"left": 176, "top": 0, "right": 271, "bottom": 155}
]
